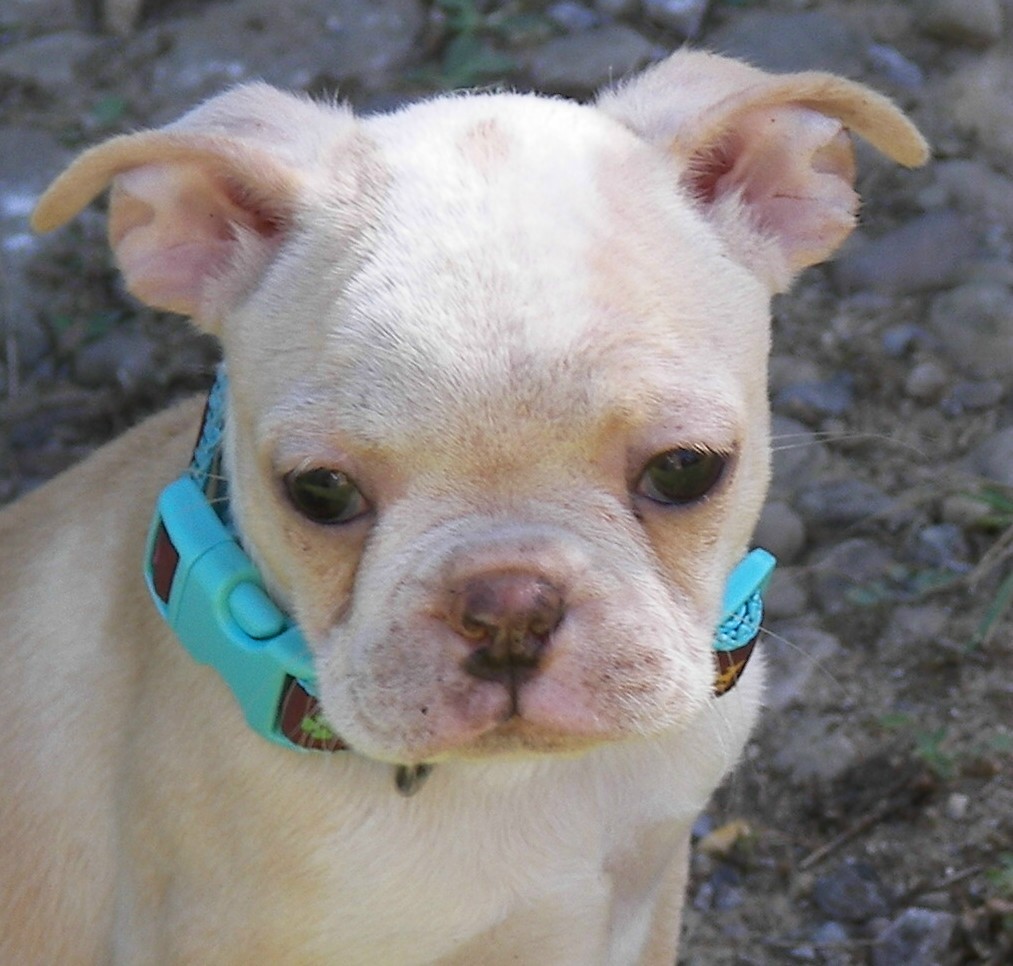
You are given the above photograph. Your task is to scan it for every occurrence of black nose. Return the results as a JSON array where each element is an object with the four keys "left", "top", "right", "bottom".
[{"left": 447, "top": 571, "right": 565, "bottom": 685}]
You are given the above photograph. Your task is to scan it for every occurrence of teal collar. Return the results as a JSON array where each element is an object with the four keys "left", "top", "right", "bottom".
[{"left": 144, "top": 369, "right": 775, "bottom": 757}]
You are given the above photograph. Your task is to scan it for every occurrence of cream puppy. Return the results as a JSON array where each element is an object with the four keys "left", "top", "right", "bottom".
[{"left": 0, "top": 51, "right": 926, "bottom": 964}]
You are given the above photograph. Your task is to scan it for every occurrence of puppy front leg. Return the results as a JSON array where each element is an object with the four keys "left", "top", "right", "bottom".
[{"left": 639, "top": 832, "right": 691, "bottom": 965}]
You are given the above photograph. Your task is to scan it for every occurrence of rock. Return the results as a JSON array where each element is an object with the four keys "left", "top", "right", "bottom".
[
  {"left": 150, "top": 0, "right": 425, "bottom": 106},
  {"left": 965, "top": 427, "right": 1013, "bottom": 487},
  {"left": 928, "top": 283, "right": 1013, "bottom": 378},
  {"left": 547, "top": 2, "right": 600, "bottom": 32},
  {"left": 947, "top": 54, "right": 1013, "bottom": 169},
  {"left": 643, "top": 0, "right": 710, "bottom": 38},
  {"left": 771, "top": 713, "right": 857, "bottom": 781},
  {"left": 934, "top": 160, "right": 1013, "bottom": 235},
  {"left": 708, "top": 10, "right": 866, "bottom": 75},
  {"left": 592, "top": 0, "right": 639, "bottom": 16},
  {"left": 866, "top": 43, "right": 925, "bottom": 91},
  {"left": 908, "top": 523, "right": 972, "bottom": 572},
  {"left": 0, "top": 31, "right": 103, "bottom": 90},
  {"left": 0, "top": 126, "right": 76, "bottom": 368},
  {"left": 774, "top": 373, "right": 855, "bottom": 423},
  {"left": 795, "top": 479, "right": 893, "bottom": 528},
  {"left": 809, "top": 538, "right": 896, "bottom": 614},
  {"left": 919, "top": 0, "right": 1004, "bottom": 48},
  {"left": 882, "top": 323, "right": 933, "bottom": 358},
  {"left": 945, "top": 792, "right": 970, "bottom": 821},
  {"left": 763, "top": 568, "right": 809, "bottom": 620},
  {"left": 525, "top": 24, "right": 657, "bottom": 96},
  {"left": 882, "top": 605, "right": 949, "bottom": 648},
  {"left": 832, "top": 211, "right": 979, "bottom": 295},
  {"left": 812, "top": 861, "right": 891, "bottom": 923},
  {"left": 904, "top": 360, "right": 950, "bottom": 402},
  {"left": 769, "top": 416, "right": 830, "bottom": 498},
  {"left": 871, "top": 907, "right": 957, "bottom": 966},
  {"left": 941, "top": 379, "right": 1006, "bottom": 415},
  {"left": 73, "top": 328, "right": 161, "bottom": 392},
  {"left": 754, "top": 501, "right": 807, "bottom": 564},
  {"left": 941, "top": 493, "right": 995, "bottom": 529},
  {"left": 762, "top": 623, "right": 840, "bottom": 711},
  {"left": 768, "top": 354, "right": 823, "bottom": 395}
]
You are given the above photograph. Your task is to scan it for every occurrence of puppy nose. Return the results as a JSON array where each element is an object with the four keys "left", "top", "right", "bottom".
[{"left": 448, "top": 572, "right": 565, "bottom": 684}]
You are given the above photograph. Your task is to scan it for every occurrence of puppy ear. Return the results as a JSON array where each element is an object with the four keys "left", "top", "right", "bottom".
[
  {"left": 597, "top": 50, "right": 929, "bottom": 293},
  {"left": 31, "top": 84, "right": 353, "bottom": 330}
]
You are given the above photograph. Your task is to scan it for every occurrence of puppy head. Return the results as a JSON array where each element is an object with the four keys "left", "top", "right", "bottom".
[{"left": 34, "top": 52, "right": 926, "bottom": 765}]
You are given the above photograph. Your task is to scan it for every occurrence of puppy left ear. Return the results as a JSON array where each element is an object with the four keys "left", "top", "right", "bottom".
[{"left": 597, "top": 50, "right": 929, "bottom": 292}]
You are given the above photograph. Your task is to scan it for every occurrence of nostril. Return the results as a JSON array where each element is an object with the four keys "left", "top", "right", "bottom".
[{"left": 448, "top": 572, "right": 565, "bottom": 682}]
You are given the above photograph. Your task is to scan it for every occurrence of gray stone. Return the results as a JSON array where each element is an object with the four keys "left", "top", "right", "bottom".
[
  {"left": 525, "top": 24, "right": 657, "bottom": 96},
  {"left": 762, "top": 623, "right": 840, "bottom": 711},
  {"left": 813, "top": 862, "right": 890, "bottom": 923},
  {"left": 592, "top": 0, "right": 639, "bottom": 16},
  {"left": 774, "top": 373, "right": 855, "bottom": 423},
  {"left": 904, "top": 360, "right": 950, "bottom": 402},
  {"left": 73, "top": 328, "right": 161, "bottom": 392},
  {"left": 947, "top": 54, "right": 1013, "bottom": 169},
  {"left": 770, "top": 416, "right": 830, "bottom": 498},
  {"left": 871, "top": 907, "right": 957, "bottom": 966},
  {"left": 866, "top": 43, "right": 925, "bottom": 91},
  {"left": 809, "top": 538, "right": 896, "bottom": 614},
  {"left": 833, "top": 211, "right": 979, "bottom": 295},
  {"left": 150, "top": 0, "right": 425, "bottom": 106},
  {"left": 754, "top": 501, "right": 807, "bottom": 564},
  {"left": 941, "top": 379, "right": 1006, "bottom": 414},
  {"left": 928, "top": 283, "right": 1013, "bottom": 378},
  {"left": 764, "top": 568, "right": 809, "bottom": 620},
  {"left": 795, "top": 479, "right": 893, "bottom": 528},
  {"left": 919, "top": 0, "right": 1004, "bottom": 48},
  {"left": 643, "top": 0, "right": 710, "bottom": 38},
  {"left": 708, "top": 10, "right": 866, "bottom": 75},
  {"left": 0, "top": 31, "right": 103, "bottom": 91},
  {"left": 882, "top": 605, "right": 949, "bottom": 648},
  {"left": 547, "top": 2, "right": 600, "bottom": 32},
  {"left": 771, "top": 713, "right": 857, "bottom": 781},
  {"left": 908, "top": 524, "right": 972, "bottom": 572},
  {"left": 882, "top": 323, "right": 932, "bottom": 358},
  {"left": 966, "top": 427, "right": 1013, "bottom": 487},
  {"left": 934, "top": 160, "right": 1013, "bottom": 235},
  {"left": 0, "top": 127, "right": 76, "bottom": 369}
]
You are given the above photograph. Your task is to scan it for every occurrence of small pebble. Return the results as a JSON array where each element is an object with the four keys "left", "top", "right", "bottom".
[
  {"left": 919, "top": 0, "right": 1004, "bottom": 48},
  {"left": 945, "top": 792, "right": 970, "bottom": 821},
  {"left": 941, "top": 379, "right": 1005, "bottom": 414},
  {"left": 904, "top": 360, "right": 949, "bottom": 402},
  {"left": 795, "top": 479, "right": 893, "bottom": 528},
  {"left": 754, "top": 501, "right": 807, "bottom": 564},
  {"left": 871, "top": 907, "right": 957, "bottom": 966},
  {"left": 812, "top": 861, "right": 890, "bottom": 922}
]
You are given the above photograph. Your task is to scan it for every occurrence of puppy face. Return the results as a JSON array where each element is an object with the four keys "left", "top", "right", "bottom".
[
  {"left": 220, "top": 96, "right": 772, "bottom": 764},
  {"left": 32, "top": 51, "right": 926, "bottom": 767}
]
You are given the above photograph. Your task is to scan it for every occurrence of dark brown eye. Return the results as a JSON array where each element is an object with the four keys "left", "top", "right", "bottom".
[
  {"left": 284, "top": 468, "right": 368, "bottom": 524},
  {"left": 636, "top": 449, "right": 726, "bottom": 506}
]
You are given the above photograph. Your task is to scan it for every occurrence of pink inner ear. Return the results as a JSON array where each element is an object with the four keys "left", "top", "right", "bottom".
[
  {"left": 685, "top": 106, "right": 859, "bottom": 283},
  {"left": 108, "top": 161, "right": 288, "bottom": 320}
]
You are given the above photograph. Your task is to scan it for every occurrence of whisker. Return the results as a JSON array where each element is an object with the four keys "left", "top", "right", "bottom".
[{"left": 758, "top": 624, "right": 847, "bottom": 699}]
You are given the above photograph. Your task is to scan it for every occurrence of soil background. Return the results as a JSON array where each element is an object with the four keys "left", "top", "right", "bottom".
[{"left": 1, "top": 1, "right": 1011, "bottom": 963}]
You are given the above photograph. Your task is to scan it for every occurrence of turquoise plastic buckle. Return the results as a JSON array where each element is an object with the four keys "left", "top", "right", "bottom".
[
  {"left": 712, "top": 547, "right": 775, "bottom": 695},
  {"left": 144, "top": 475, "right": 327, "bottom": 752}
]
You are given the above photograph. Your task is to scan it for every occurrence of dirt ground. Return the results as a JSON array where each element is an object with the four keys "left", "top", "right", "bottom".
[{"left": 1, "top": 1, "right": 1011, "bottom": 963}]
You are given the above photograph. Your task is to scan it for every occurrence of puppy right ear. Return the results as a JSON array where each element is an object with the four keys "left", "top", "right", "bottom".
[{"left": 31, "top": 84, "right": 354, "bottom": 332}]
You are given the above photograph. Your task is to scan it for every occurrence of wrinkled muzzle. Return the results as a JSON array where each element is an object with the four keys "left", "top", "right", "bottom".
[{"left": 314, "top": 514, "right": 717, "bottom": 765}]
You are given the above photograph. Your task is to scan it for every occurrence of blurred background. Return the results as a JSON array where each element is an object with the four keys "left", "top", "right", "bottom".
[{"left": 1, "top": 1, "right": 1011, "bottom": 962}]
